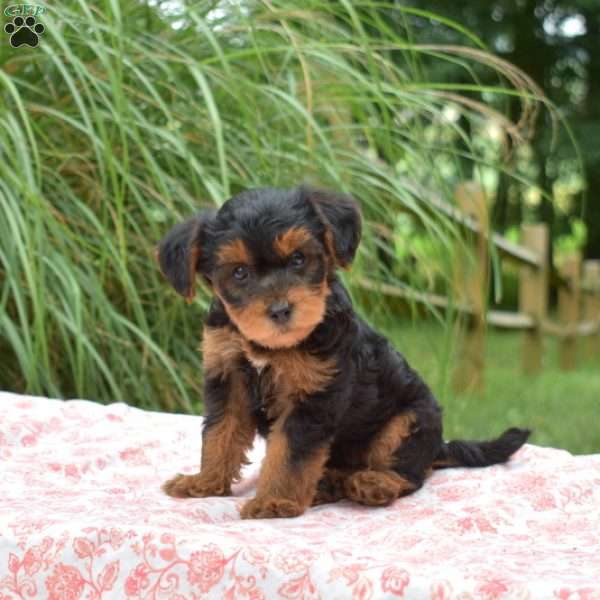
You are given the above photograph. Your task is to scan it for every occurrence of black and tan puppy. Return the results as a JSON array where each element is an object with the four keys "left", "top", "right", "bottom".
[{"left": 157, "top": 185, "right": 530, "bottom": 519}]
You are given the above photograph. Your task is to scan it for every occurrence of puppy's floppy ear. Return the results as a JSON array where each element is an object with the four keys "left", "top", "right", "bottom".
[
  {"left": 303, "top": 186, "right": 362, "bottom": 267},
  {"left": 155, "top": 210, "right": 216, "bottom": 299}
]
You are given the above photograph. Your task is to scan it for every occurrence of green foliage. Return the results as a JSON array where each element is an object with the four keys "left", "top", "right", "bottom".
[
  {"left": 390, "top": 213, "right": 448, "bottom": 291},
  {"left": 555, "top": 218, "right": 587, "bottom": 260},
  {"left": 0, "top": 1, "right": 544, "bottom": 410},
  {"left": 401, "top": 0, "right": 596, "bottom": 256}
]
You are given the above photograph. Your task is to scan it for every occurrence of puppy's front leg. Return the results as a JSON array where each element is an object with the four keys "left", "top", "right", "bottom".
[
  {"left": 163, "top": 327, "right": 256, "bottom": 498},
  {"left": 240, "top": 405, "right": 332, "bottom": 519}
]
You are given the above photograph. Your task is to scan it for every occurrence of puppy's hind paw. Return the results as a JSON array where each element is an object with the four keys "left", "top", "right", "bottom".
[
  {"left": 162, "top": 473, "right": 230, "bottom": 498},
  {"left": 344, "top": 470, "right": 415, "bottom": 506}
]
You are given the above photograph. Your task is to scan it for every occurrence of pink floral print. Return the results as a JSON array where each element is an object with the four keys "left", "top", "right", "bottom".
[{"left": 1, "top": 392, "right": 599, "bottom": 598}]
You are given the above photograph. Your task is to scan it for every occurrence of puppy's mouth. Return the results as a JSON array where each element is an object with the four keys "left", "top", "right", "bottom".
[
  {"left": 255, "top": 322, "right": 317, "bottom": 349},
  {"left": 221, "top": 285, "right": 330, "bottom": 349}
]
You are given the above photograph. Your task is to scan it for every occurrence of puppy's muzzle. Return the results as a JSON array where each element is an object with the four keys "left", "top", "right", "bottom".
[{"left": 267, "top": 300, "right": 293, "bottom": 325}]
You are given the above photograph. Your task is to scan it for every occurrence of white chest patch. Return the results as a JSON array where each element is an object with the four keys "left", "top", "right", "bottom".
[{"left": 247, "top": 354, "right": 269, "bottom": 373}]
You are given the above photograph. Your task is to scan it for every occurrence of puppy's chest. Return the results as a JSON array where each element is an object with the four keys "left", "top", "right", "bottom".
[{"left": 244, "top": 345, "right": 336, "bottom": 421}]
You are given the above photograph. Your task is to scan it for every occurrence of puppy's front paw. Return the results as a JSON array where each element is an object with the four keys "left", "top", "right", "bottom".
[
  {"left": 162, "top": 473, "right": 230, "bottom": 498},
  {"left": 240, "top": 496, "right": 303, "bottom": 519}
]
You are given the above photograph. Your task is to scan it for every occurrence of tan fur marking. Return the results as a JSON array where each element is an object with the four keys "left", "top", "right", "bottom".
[
  {"left": 202, "top": 326, "right": 244, "bottom": 377},
  {"left": 163, "top": 373, "right": 255, "bottom": 498},
  {"left": 199, "top": 372, "right": 255, "bottom": 483},
  {"left": 286, "top": 281, "right": 330, "bottom": 342},
  {"left": 240, "top": 418, "right": 329, "bottom": 518},
  {"left": 216, "top": 238, "right": 252, "bottom": 265},
  {"left": 203, "top": 323, "right": 337, "bottom": 431},
  {"left": 273, "top": 226, "right": 313, "bottom": 258},
  {"left": 225, "top": 297, "right": 274, "bottom": 346},
  {"left": 221, "top": 281, "right": 330, "bottom": 349},
  {"left": 245, "top": 343, "right": 337, "bottom": 396},
  {"left": 242, "top": 342, "right": 337, "bottom": 421},
  {"left": 271, "top": 350, "right": 336, "bottom": 396},
  {"left": 365, "top": 412, "right": 417, "bottom": 470}
]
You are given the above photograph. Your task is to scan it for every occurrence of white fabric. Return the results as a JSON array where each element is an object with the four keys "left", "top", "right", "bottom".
[{"left": 0, "top": 392, "right": 599, "bottom": 599}]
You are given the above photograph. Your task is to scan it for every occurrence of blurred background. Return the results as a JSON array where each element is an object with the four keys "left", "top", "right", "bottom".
[{"left": 1, "top": 1, "right": 599, "bottom": 453}]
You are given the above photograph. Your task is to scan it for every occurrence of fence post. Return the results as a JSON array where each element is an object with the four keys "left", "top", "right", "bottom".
[
  {"left": 452, "top": 182, "right": 488, "bottom": 393},
  {"left": 558, "top": 254, "right": 581, "bottom": 371},
  {"left": 582, "top": 260, "right": 600, "bottom": 360},
  {"left": 519, "top": 224, "right": 549, "bottom": 374}
]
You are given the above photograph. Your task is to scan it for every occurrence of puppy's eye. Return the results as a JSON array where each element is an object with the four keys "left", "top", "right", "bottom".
[
  {"left": 232, "top": 265, "right": 249, "bottom": 281},
  {"left": 289, "top": 251, "right": 305, "bottom": 267}
]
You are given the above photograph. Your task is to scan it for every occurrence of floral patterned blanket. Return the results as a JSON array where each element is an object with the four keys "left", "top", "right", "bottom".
[{"left": 1, "top": 392, "right": 599, "bottom": 600}]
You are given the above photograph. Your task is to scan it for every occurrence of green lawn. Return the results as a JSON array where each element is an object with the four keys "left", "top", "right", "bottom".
[{"left": 382, "top": 319, "right": 600, "bottom": 455}]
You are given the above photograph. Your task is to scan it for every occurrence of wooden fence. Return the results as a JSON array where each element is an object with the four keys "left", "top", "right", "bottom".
[{"left": 358, "top": 181, "right": 600, "bottom": 393}]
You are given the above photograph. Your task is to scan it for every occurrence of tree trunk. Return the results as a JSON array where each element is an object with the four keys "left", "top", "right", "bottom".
[
  {"left": 582, "top": 9, "right": 600, "bottom": 259},
  {"left": 508, "top": 0, "right": 555, "bottom": 261}
]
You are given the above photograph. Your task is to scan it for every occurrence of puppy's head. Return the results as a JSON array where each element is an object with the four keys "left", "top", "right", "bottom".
[{"left": 157, "top": 186, "right": 361, "bottom": 348}]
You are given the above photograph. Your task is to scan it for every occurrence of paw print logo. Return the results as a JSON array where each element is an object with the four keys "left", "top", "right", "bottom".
[{"left": 4, "top": 16, "right": 45, "bottom": 48}]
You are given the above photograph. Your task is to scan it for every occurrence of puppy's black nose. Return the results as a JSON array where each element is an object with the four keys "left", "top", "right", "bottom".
[{"left": 267, "top": 300, "right": 292, "bottom": 324}]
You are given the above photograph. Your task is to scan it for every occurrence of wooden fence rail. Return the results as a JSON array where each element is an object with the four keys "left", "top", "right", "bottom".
[{"left": 358, "top": 181, "right": 600, "bottom": 393}]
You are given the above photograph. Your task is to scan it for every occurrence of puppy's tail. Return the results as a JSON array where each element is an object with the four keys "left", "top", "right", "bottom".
[{"left": 433, "top": 427, "right": 531, "bottom": 469}]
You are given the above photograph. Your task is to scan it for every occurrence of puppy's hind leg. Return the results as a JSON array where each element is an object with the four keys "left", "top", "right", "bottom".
[{"left": 344, "top": 410, "right": 440, "bottom": 507}]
